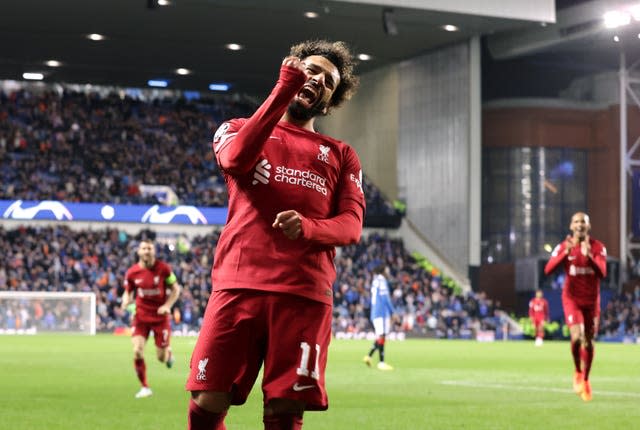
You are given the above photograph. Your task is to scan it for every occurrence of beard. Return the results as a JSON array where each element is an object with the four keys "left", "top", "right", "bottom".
[{"left": 287, "top": 98, "right": 327, "bottom": 121}]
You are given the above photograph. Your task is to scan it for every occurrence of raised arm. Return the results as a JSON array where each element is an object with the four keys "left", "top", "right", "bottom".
[
  {"left": 214, "top": 61, "right": 307, "bottom": 175},
  {"left": 544, "top": 238, "right": 570, "bottom": 275}
]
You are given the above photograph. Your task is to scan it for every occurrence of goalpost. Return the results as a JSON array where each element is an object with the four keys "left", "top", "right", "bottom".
[{"left": 0, "top": 291, "right": 96, "bottom": 335}]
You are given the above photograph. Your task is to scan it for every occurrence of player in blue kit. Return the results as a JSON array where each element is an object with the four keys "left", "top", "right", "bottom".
[{"left": 363, "top": 263, "right": 396, "bottom": 370}]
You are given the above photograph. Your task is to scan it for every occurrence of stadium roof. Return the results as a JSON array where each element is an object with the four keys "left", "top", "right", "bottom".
[
  {"left": 1, "top": 0, "right": 553, "bottom": 97},
  {"left": 1, "top": 0, "right": 637, "bottom": 98},
  {"left": 484, "top": 0, "right": 640, "bottom": 100}
]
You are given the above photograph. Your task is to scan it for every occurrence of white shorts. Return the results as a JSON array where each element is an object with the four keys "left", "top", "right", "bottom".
[{"left": 372, "top": 316, "right": 391, "bottom": 337}]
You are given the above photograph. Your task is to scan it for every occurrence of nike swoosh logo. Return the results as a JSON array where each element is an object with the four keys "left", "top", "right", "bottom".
[{"left": 292, "top": 383, "right": 315, "bottom": 392}]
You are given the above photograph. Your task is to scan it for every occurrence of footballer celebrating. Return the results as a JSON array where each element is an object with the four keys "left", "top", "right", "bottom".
[
  {"left": 185, "top": 40, "right": 364, "bottom": 430},
  {"left": 528, "top": 289, "right": 549, "bottom": 347},
  {"left": 121, "top": 239, "right": 181, "bottom": 398},
  {"left": 544, "top": 212, "right": 606, "bottom": 402}
]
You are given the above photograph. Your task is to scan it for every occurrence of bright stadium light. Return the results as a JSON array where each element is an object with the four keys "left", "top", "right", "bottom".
[
  {"left": 226, "top": 43, "right": 243, "bottom": 51},
  {"left": 357, "top": 53, "right": 372, "bottom": 61},
  {"left": 602, "top": 1, "right": 640, "bottom": 29},
  {"left": 45, "top": 60, "right": 62, "bottom": 67},
  {"left": 23, "top": 72, "right": 44, "bottom": 80},
  {"left": 603, "top": 11, "right": 630, "bottom": 28},
  {"left": 442, "top": 24, "right": 459, "bottom": 32},
  {"left": 209, "top": 83, "right": 230, "bottom": 91},
  {"left": 147, "top": 79, "right": 168, "bottom": 88},
  {"left": 304, "top": 11, "right": 319, "bottom": 19},
  {"left": 175, "top": 68, "right": 191, "bottom": 75},
  {"left": 87, "top": 33, "right": 105, "bottom": 41}
]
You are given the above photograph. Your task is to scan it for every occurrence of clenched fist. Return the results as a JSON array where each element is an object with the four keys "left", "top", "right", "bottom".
[{"left": 272, "top": 210, "right": 303, "bottom": 240}]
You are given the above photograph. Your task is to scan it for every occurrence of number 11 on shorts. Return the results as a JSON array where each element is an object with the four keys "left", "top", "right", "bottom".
[{"left": 296, "top": 342, "right": 320, "bottom": 380}]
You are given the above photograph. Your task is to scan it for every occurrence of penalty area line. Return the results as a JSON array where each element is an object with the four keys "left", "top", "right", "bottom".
[{"left": 439, "top": 380, "right": 640, "bottom": 398}]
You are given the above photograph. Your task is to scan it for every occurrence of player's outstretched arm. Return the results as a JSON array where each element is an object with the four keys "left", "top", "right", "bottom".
[
  {"left": 215, "top": 59, "right": 306, "bottom": 175},
  {"left": 544, "top": 239, "right": 569, "bottom": 275}
]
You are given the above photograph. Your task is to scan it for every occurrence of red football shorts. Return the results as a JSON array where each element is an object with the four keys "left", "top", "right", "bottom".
[
  {"left": 562, "top": 293, "right": 600, "bottom": 335},
  {"left": 185, "top": 289, "right": 332, "bottom": 411},
  {"left": 132, "top": 315, "right": 171, "bottom": 348},
  {"left": 531, "top": 318, "right": 545, "bottom": 328},
  {"left": 186, "top": 289, "right": 331, "bottom": 410}
]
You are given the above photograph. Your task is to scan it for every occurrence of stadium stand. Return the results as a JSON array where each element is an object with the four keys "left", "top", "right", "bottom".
[
  {"left": 599, "top": 287, "right": 640, "bottom": 341},
  {"left": 0, "top": 225, "right": 501, "bottom": 337},
  {"left": 0, "top": 87, "right": 401, "bottom": 222},
  {"left": 0, "top": 84, "right": 498, "bottom": 338},
  {"left": 333, "top": 232, "right": 503, "bottom": 339},
  {"left": 0, "top": 89, "right": 253, "bottom": 206}
]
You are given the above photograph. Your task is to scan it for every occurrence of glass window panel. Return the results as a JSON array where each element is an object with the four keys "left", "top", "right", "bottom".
[{"left": 482, "top": 147, "right": 587, "bottom": 263}]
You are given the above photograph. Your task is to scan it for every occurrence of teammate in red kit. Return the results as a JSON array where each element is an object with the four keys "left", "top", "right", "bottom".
[
  {"left": 528, "top": 289, "right": 549, "bottom": 347},
  {"left": 185, "top": 40, "right": 363, "bottom": 430},
  {"left": 544, "top": 212, "right": 607, "bottom": 402},
  {"left": 121, "top": 239, "right": 181, "bottom": 398}
]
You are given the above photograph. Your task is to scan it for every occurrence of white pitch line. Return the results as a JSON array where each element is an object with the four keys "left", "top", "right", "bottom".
[{"left": 440, "top": 380, "right": 640, "bottom": 398}]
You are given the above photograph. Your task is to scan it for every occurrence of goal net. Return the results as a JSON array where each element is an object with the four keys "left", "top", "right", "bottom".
[{"left": 0, "top": 291, "right": 96, "bottom": 335}]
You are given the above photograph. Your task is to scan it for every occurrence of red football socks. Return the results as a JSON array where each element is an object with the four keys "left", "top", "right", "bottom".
[
  {"left": 188, "top": 399, "right": 227, "bottom": 430},
  {"left": 570, "top": 340, "right": 581, "bottom": 372},
  {"left": 263, "top": 413, "right": 303, "bottom": 430},
  {"left": 134, "top": 358, "right": 148, "bottom": 387},
  {"left": 582, "top": 344, "right": 594, "bottom": 381}
]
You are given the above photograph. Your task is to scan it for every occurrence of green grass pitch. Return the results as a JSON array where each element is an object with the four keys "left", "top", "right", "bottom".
[{"left": 2, "top": 335, "right": 639, "bottom": 429}]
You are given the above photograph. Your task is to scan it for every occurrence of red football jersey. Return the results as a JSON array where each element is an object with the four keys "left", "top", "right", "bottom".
[
  {"left": 124, "top": 260, "right": 174, "bottom": 323},
  {"left": 211, "top": 67, "right": 365, "bottom": 305},
  {"left": 544, "top": 238, "right": 607, "bottom": 306},
  {"left": 528, "top": 297, "right": 549, "bottom": 321}
]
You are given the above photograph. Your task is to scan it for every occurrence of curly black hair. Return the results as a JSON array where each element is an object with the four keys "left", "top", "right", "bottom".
[{"left": 289, "top": 40, "right": 359, "bottom": 110}]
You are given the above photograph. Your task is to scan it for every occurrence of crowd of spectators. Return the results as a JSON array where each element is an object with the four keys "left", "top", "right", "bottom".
[
  {"left": 0, "top": 89, "right": 255, "bottom": 207},
  {"left": 0, "top": 295, "right": 90, "bottom": 333},
  {"left": 10, "top": 225, "right": 639, "bottom": 342},
  {"left": 333, "top": 233, "right": 503, "bottom": 339},
  {"left": 0, "top": 225, "right": 502, "bottom": 338},
  {"left": 0, "top": 225, "right": 215, "bottom": 333},
  {"left": 0, "top": 85, "right": 463, "bottom": 336},
  {"left": 0, "top": 87, "right": 400, "bottom": 220},
  {"left": 600, "top": 286, "right": 640, "bottom": 340}
]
